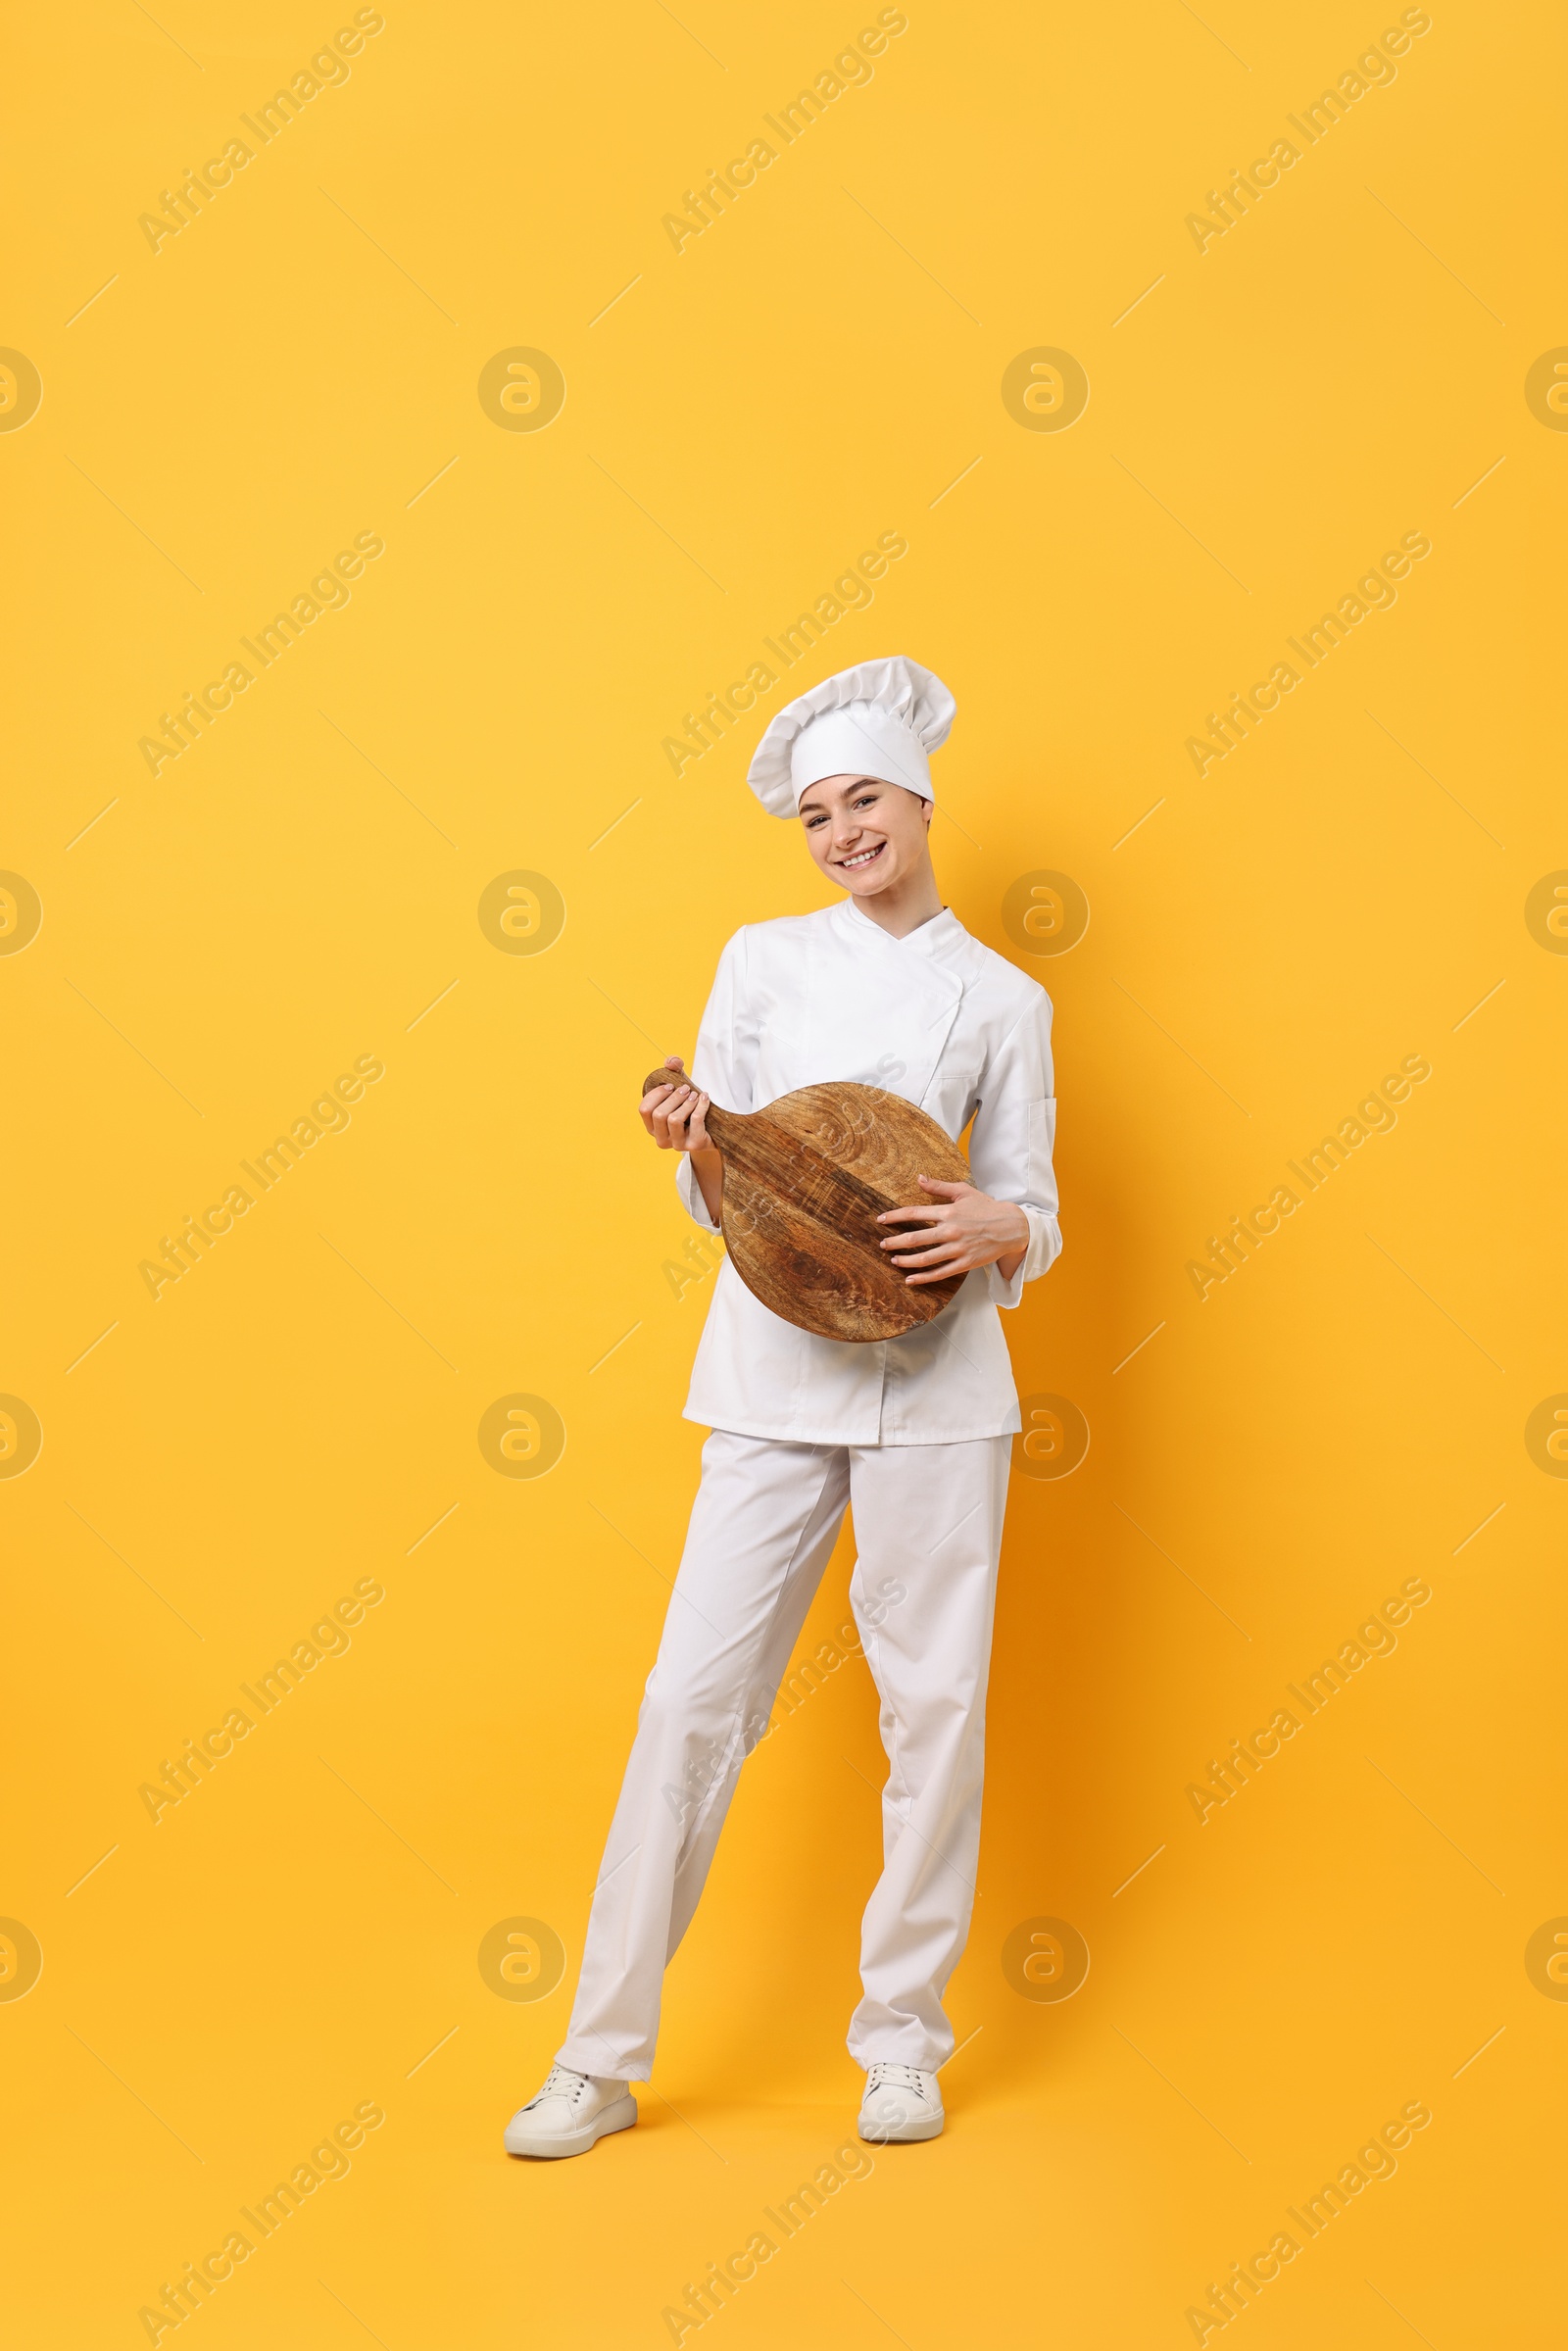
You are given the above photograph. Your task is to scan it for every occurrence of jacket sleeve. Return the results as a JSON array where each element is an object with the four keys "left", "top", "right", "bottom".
[
  {"left": 966, "top": 988, "right": 1062, "bottom": 1308},
  {"left": 674, "top": 928, "right": 758, "bottom": 1233}
]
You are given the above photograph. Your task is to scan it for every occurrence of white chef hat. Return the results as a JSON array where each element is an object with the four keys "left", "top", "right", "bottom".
[{"left": 745, "top": 655, "right": 956, "bottom": 818}]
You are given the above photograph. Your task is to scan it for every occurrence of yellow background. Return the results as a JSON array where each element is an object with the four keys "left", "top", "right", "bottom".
[{"left": 6, "top": 0, "right": 1565, "bottom": 2341}]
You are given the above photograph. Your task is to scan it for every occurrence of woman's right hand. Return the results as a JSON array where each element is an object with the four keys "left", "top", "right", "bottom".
[
  {"left": 641, "top": 1057, "right": 723, "bottom": 1222},
  {"left": 639, "top": 1056, "right": 711, "bottom": 1152}
]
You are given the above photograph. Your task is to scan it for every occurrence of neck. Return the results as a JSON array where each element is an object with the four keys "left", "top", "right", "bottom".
[{"left": 851, "top": 857, "right": 944, "bottom": 940}]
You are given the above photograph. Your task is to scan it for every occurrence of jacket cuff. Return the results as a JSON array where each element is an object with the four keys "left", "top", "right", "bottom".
[
  {"left": 676, "top": 1152, "right": 721, "bottom": 1233},
  {"left": 985, "top": 1206, "right": 1060, "bottom": 1308}
]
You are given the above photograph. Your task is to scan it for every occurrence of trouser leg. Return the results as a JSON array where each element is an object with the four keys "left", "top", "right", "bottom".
[
  {"left": 557, "top": 1431, "right": 850, "bottom": 2082},
  {"left": 844, "top": 1435, "right": 1011, "bottom": 2071}
]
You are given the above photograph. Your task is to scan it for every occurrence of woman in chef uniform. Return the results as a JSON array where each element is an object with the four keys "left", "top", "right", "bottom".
[{"left": 506, "top": 657, "right": 1061, "bottom": 2158}]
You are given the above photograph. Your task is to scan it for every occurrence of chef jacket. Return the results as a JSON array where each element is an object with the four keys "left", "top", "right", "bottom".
[{"left": 675, "top": 896, "right": 1060, "bottom": 1445}]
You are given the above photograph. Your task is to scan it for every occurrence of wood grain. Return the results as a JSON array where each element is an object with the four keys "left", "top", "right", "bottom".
[{"left": 643, "top": 1069, "right": 972, "bottom": 1342}]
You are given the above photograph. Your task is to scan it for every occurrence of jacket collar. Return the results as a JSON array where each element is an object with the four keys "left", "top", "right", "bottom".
[{"left": 836, "top": 896, "right": 965, "bottom": 960}]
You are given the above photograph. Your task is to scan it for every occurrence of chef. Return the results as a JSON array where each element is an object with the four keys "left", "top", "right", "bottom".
[{"left": 505, "top": 656, "right": 1061, "bottom": 2160}]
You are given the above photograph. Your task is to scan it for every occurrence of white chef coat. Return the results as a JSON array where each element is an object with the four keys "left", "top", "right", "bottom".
[{"left": 675, "top": 896, "right": 1060, "bottom": 1445}]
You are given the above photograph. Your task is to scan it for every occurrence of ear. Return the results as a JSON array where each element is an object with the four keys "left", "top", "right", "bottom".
[{"left": 920, "top": 798, "right": 934, "bottom": 830}]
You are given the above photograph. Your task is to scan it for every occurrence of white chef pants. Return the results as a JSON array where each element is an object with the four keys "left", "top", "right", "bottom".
[{"left": 556, "top": 1428, "right": 1011, "bottom": 2082}]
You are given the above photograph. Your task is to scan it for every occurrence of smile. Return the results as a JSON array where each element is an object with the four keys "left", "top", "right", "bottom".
[{"left": 838, "top": 842, "right": 886, "bottom": 870}]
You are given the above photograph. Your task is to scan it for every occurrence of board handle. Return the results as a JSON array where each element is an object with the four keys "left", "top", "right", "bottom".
[
  {"left": 640, "top": 1064, "right": 733, "bottom": 1145},
  {"left": 641, "top": 1063, "right": 703, "bottom": 1101}
]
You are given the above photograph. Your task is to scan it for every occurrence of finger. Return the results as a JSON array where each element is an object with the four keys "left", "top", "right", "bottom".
[
  {"left": 644, "top": 1081, "right": 686, "bottom": 1128},
  {"left": 649, "top": 1083, "right": 693, "bottom": 1146},
  {"left": 664, "top": 1089, "right": 702, "bottom": 1148},
  {"left": 643, "top": 1098, "right": 673, "bottom": 1144},
  {"left": 879, "top": 1205, "right": 951, "bottom": 1238},
  {"left": 892, "top": 1241, "right": 967, "bottom": 1270},
  {"left": 916, "top": 1177, "right": 970, "bottom": 1197},
  {"left": 687, "top": 1095, "right": 710, "bottom": 1149},
  {"left": 879, "top": 1222, "right": 949, "bottom": 1250}
]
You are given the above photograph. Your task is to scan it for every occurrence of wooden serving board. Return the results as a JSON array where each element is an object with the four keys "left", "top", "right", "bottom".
[{"left": 644, "top": 1069, "right": 972, "bottom": 1343}]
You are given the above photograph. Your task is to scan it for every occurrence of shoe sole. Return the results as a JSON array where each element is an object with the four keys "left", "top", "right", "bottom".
[
  {"left": 858, "top": 2111, "right": 944, "bottom": 2144},
  {"left": 504, "top": 2095, "right": 638, "bottom": 2160}
]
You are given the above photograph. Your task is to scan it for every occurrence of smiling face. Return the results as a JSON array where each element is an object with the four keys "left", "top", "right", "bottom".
[{"left": 797, "top": 773, "right": 935, "bottom": 900}]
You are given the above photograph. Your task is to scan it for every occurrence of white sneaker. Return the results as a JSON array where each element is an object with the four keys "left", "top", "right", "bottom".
[
  {"left": 858, "top": 2061, "right": 945, "bottom": 2143},
  {"left": 503, "top": 2064, "right": 638, "bottom": 2159}
]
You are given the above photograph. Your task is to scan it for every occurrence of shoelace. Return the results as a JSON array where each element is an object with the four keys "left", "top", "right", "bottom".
[
  {"left": 863, "top": 2062, "right": 931, "bottom": 2100},
  {"left": 526, "top": 2064, "right": 589, "bottom": 2110}
]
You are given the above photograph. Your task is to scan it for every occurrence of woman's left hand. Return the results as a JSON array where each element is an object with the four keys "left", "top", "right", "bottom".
[{"left": 877, "top": 1179, "right": 1030, "bottom": 1285}]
